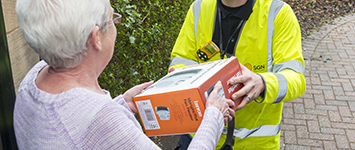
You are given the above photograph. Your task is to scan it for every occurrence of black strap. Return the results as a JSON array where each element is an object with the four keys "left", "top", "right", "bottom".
[
  {"left": 219, "top": 117, "right": 235, "bottom": 150},
  {"left": 218, "top": 8, "right": 244, "bottom": 59}
]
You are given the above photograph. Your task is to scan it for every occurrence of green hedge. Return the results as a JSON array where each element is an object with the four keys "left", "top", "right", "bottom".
[{"left": 99, "top": 0, "right": 194, "bottom": 96}]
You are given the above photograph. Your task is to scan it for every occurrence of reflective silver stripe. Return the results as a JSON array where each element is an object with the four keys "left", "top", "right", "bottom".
[
  {"left": 267, "top": 0, "right": 284, "bottom": 72},
  {"left": 272, "top": 60, "right": 304, "bottom": 103},
  {"left": 273, "top": 73, "right": 287, "bottom": 103},
  {"left": 273, "top": 60, "right": 305, "bottom": 74},
  {"left": 267, "top": 0, "right": 287, "bottom": 103},
  {"left": 193, "top": 0, "right": 203, "bottom": 42},
  {"left": 169, "top": 57, "right": 199, "bottom": 68},
  {"left": 222, "top": 124, "right": 281, "bottom": 139}
]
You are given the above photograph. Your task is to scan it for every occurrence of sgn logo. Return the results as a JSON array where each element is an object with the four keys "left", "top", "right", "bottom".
[{"left": 253, "top": 64, "right": 265, "bottom": 71}]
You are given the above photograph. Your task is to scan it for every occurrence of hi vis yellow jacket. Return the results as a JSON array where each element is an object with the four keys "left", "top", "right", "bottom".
[{"left": 170, "top": 0, "right": 306, "bottom": 149}]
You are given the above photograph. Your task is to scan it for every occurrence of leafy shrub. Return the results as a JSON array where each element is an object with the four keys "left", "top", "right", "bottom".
[
  {"left": 99, "top": 0, "right": 194, "bottom": 96},
  {"left": 285, "top": 0, "right": 355, "bottom": 37}
]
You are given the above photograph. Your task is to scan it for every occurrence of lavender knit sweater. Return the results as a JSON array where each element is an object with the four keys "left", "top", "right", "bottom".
[{"left": 14, "top": 61, "right": 225, "bottom": 150}]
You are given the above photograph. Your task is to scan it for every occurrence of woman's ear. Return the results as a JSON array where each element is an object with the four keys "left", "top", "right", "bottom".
[{"left": 88, "top": 26, "right": 102, "bottom": 51}]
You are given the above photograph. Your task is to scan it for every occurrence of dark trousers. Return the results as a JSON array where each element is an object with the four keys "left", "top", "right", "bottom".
[
  {"left": 174, "top": 134, "right": 192, "bottom": 150},
  {"left": 175, "top": 134, "right": 233, "bottom": 150}
]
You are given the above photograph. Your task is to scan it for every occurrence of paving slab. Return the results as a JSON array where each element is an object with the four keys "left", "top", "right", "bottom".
[{"left": 281, "top": 13, "right": 355, "bottom": 150}]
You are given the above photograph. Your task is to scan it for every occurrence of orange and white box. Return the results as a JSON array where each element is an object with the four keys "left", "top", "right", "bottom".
[{"left": 133, "top": 57, "right": 243, "bottom": 136}]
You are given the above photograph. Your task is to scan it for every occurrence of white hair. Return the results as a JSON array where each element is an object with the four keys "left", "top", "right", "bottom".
[{"left": 16, "top": 0, "right": 111, "bottom": 69}]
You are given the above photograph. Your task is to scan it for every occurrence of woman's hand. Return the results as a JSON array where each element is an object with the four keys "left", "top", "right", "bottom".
[
  {"left": 206, "top": 81, "right": 235, "bottom": 125},
  {"left": 123, "top": 81, "right": 154, "bottom": 113}
]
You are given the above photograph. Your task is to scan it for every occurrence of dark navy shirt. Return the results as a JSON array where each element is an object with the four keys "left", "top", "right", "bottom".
[{"left": 212, "top": 0, "right": 253, "bottom": 57}]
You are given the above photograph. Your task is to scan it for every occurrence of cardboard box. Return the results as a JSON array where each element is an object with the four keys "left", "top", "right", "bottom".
[{"left": 133, "top": 57, "right": 243, "bottom": 136}]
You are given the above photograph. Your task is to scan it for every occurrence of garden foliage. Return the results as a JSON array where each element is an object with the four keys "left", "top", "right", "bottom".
[{"left": 99, "top": 0, "right": 194, "bottom": 96}]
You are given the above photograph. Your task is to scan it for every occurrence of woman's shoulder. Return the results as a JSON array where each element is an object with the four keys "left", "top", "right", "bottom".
[
  {"left": 17, "top": 60, "right": 47, "bottom": 92},
  {"left": 27, "top": 60, "right": 48, "bottom": 77}
]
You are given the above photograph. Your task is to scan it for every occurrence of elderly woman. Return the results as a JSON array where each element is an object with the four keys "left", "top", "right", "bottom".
[{"left": 13, "top": 0, "right": 236, "bottom": 149}]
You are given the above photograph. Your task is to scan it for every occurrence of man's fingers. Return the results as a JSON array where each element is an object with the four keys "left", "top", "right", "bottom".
[
  {"left": 168, "top": 67, "right": 175, "bottom": 73},
  {"left": 228, "top": 74, "right": 249, "bottom": 85},
  {"left": 231, "top": 84, "right": 252, "bottom": 100}
]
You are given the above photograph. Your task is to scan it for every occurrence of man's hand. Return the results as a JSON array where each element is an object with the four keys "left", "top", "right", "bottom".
[
  {"left": 206, "top": 81, "right": 235, "bottom": 125},
  {"left": 228, "top": 63, "right": 265, "bottom": 110},
  {"left": 168, "top": 67, "right": 175, "bottom": 73},
  {"left": 123, "top": 81, "right": 154, "bottom": 113}
]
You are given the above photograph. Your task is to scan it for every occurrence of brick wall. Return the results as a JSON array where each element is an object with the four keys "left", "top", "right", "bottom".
[{"left": 2, "top": 0, "right": 39, "bottom": 93}]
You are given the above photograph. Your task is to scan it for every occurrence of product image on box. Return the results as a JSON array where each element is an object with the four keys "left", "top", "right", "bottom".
[
  {"left": 150, "top": 69, "right": 202, "bottom": 89},
  {"left": 133, "top": 57, "right": 244, "bottom": 136},
  {"left": 155, "top": 106, "right": 170, "bottom": 120}
]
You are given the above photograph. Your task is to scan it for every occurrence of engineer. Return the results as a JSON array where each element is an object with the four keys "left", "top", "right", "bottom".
[{"left": 169, "top": 0, "right": 306, "bottom": 149}]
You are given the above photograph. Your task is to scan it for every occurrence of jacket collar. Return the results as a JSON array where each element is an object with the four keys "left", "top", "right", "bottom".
[{"left": 217, "top": 0, "right": 253, "bottom": 20}]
